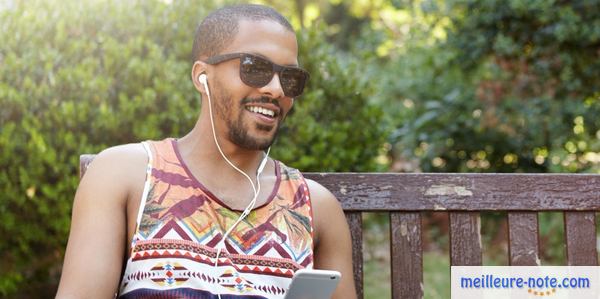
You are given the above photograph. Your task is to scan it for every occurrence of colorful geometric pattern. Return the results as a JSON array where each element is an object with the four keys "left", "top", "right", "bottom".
[{"left": 118, "top": 139, "right": 314, "bottom": 298}]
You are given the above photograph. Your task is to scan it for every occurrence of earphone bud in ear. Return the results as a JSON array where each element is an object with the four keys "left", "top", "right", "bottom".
[
  {"left": 198, "top": 73, "right": 207, "bottom": 84},
  {"left": 198, "top": 73, "right": 209, "bottom": 95}
]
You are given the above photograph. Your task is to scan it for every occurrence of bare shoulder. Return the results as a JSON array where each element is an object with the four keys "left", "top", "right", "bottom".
[
  {"left": 305, "top": 179, "right": 341, "bottom": 209},
  {"left": 304, "top": 179, "right": 344, "bottom": 244},
  {"left": 305, "top": 179, "right": 344, "bottom": 239},
  {"left": 82, "top": 143, "right": 148, "bottom": 199},
  {"left": 86, "top": 143, "right": 147, "bottom": 179}
]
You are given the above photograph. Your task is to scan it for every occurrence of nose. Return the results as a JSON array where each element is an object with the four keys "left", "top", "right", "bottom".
[{"left": 258, "top": 73, "right": 285, "bottom": 99}]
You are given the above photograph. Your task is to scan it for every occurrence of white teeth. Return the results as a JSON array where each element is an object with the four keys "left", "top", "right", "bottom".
[{"left": 248, "top": 106, "right": 275, "bottom": 117}]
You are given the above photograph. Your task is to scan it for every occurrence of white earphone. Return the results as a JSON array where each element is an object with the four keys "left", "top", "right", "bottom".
[
  {"left": 199, "top": 72, "right": 270, "bottom": 297},
  {"left": 199, "top": 73, "right": 207, "bottom": 85},
  {"left": 199, "top": 73, "right": 209, "bottom": 95}
]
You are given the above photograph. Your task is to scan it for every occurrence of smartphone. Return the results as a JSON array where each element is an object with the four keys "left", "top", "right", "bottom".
[{"left": 283, "top": 269, "right": 341, "bottom": 299}]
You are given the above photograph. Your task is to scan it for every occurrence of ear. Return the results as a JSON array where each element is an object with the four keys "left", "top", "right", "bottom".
[{"left": 191, "top": 60, "right": 208, "bottom": 94}]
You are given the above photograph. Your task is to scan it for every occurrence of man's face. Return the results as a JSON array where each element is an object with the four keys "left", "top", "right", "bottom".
[{"left": 209, "top": 19, "right": 299, "bottom": 151}]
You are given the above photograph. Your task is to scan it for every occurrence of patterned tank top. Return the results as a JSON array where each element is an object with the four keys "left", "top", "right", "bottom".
[{"left": 118, "top": 138, "right": 314, "bottom": 298}]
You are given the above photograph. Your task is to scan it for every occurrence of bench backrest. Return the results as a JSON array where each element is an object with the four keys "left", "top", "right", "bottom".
[{"left": 80, "top": 155, "right": 600, "bottom": 299}]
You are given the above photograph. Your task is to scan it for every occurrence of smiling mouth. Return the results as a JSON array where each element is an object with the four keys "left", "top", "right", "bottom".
[{"left": 245, "top": 105, "right": 278, "bottom": 119}]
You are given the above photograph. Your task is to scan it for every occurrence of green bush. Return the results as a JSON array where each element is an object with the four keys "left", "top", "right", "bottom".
[
  {"left": 0, "top": 0, "right": 389, "bottom": 296},
  {"left": 376, "top": 0, "right": 600, "bottom": 173}
]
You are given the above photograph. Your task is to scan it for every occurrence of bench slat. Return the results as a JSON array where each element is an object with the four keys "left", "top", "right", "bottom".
[
  {"left": 304, "top": 173, "right": 600, "bottom": 211},
  {"left": 345, "top": 212, "right": 364, "bottom": 299},
  {"left": 508, "top": 212, "right": 540, "bottom": 265},
  {"left": 450, "top": 212, "right": 482, "bottom": 266},
  {"left": 80, "top": 154, "right": 95, "bottom": 178},
  {"left": 390, "top": 212, "right": 423, "bottom": 299},
  {"left": 564, "top": 212, "right": 598, "bottom": 266}
]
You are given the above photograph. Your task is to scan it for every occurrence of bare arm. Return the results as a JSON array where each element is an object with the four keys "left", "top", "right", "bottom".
[
  {"left": 307, "top": 179, "right": 357, "bottom": 299},
  {"left": 56, "top": 144, "right": 146, "bottom": 299}
]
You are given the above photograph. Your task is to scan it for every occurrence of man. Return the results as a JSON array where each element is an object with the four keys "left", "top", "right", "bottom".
[{"left": 56, "top": 4, "right": 356, "bottom": 299}]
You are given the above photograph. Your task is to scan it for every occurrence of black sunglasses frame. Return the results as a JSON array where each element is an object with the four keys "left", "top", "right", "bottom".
[{"left": 203, "top": 53, "right": 310, "bottom": 97}]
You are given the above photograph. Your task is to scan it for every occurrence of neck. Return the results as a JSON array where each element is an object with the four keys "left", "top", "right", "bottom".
[{"left": 177, "top": 117, "right": 268, "bottom": 177}]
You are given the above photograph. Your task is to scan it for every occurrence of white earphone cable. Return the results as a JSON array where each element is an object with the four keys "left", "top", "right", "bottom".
[{"left": 200, "top": 74, "right": 270, "bottom": 299}]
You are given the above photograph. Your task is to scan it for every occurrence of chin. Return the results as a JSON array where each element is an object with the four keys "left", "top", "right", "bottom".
[
  {"left": 229, "top": 120, "right": 280, "bottom": 150},
  {"left": 251, "top": 136, "right": 276, "bottom": 151},
  {"left": 229, "top": 133, "right": 275, "bottom": 151}
]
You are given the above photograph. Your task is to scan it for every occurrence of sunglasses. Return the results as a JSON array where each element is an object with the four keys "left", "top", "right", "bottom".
[{"left": 204, "top": 53, "right": 309, "bottom": 98}]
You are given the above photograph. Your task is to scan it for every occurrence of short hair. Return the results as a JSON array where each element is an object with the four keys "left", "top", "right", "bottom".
[{"left": 191, "top": 4, "right": 294, "bottom": 63}]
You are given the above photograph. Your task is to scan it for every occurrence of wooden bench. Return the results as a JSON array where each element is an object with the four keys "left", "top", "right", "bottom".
[{"left": 80, "top": 155, "right": 600, "bottom": 299}]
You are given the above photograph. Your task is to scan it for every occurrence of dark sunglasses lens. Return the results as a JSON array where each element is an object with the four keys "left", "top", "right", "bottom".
[
  {"left": 280, "top": 68, "right": 307, "bottom": 97},
  {"left": 240, "top": 55, "right": 273, "bottom": 87},
  {"left": 240, "top": 54, "right": 308, "bottom": 97}
]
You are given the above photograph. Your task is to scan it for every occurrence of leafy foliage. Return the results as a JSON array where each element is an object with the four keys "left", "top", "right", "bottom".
[
  {"left": 0, "top": 1, "right": 211, "bottom": 295},
  {"left": 383, "top": 0, "right": 600, "bottom": 173},
  {"left": 0, "top": 0, "right": 388, "bottom": 296},
  {"left": 288, "top": 0, "right": 600, "bottom": 174}
]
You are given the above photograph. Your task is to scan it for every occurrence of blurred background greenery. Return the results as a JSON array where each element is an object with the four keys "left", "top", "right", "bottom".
[{"left": 1, "top": 0, "right": 599, "bottom": 297}]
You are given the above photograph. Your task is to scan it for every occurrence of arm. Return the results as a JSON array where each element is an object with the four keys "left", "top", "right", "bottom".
[
  {"left": 307, "top": 179, "right": 357, "bottom": 299},
  {"left": 56, "top": 144, "right": 146, "bottom": 299}
]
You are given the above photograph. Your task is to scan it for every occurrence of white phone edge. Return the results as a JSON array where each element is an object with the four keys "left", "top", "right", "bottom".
[{"left": 283, "top": 269, "right": 342, "bottom": 299}]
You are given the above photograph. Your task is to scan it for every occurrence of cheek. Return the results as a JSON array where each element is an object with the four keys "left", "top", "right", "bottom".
[
  {"left": 215, "top": 66, "right": 249, "bottom": 95},
  {"left": 283, "top": 98, "right": 294, "bottom": 112},
  {"left": 282, "top": 99, "right": 294, "bottom": 114}
]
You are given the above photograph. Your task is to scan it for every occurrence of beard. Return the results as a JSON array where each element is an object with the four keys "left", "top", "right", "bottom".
[
  {"left": 228, "top": 116, "right": 280, "bottom": 150},
  {"left": 212, "top": 87, "right": 282, "bottom": 151}
]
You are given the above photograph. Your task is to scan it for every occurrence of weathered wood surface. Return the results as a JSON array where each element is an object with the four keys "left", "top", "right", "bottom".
[
  {"left": 80, "top": 154, "right": 95, "bottom": 178},
  {"left": 564, "top": 212, "right": 598, "bottom": 266},
  {"left": 345, "top": 212, "right": 364, "bottom": 299},
  {"left": 390, "top": 212, "right": 423, "bottom": 299},
  {"left": 508, "top": 212, "right": 540, "bottom": 266},
  {"left": 449, "top": 212, "right": 482, "bottom": 266},
  {"left": 304, "top": 173, "right": 600, "bottom": 211}
]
